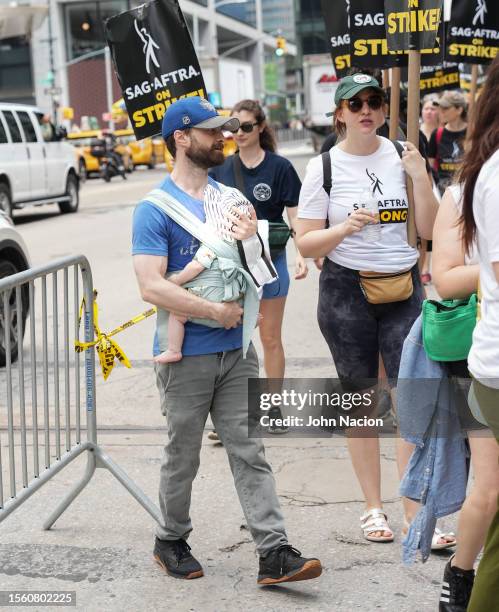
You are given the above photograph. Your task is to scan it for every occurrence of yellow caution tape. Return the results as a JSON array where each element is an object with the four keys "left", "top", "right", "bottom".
[{"left": 75, "top": 290, "right": 157, "bottom": 380}]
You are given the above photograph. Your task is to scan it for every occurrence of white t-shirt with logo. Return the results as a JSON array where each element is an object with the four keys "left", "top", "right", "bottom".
[
  {"left": 298, "top": 137, "right": 418, "bottom": 272},
  {"left": 467, "top": 150, "right": 499, "bottom": 388}
]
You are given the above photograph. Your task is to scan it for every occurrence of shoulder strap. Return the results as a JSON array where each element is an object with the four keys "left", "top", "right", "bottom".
[
  {"left": 146, "top": 188, "right": 236, "bottom": 260},
  {"left": 321, "top": 151, "right": 332, "bottom": 197},
  {"left": 432, "top": 127, "right": 444, "bottom": 173},
  {"left": 390, "top": 139, "right": 418, "bottom": 249},
  {"left": 436, "top": 126, "right": 444, "bottom": 146},
  {"left": 391, "top": 139, "right": 404, "bottom": 158},
  {"left": 232, "top": 152, "right": 246, "bottom": 194}
]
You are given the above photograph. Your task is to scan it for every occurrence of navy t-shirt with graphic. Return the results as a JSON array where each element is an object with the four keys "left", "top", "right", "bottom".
[
  {"left": 428, "top": 127, "right": 466, "bottom": 193},
  {"left": 209, "top": 151, "right": 302, "bottom": 222}
]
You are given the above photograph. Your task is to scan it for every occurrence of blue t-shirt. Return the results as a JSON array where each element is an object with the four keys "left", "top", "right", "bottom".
[
  {"left": 209, "top": 151, "right": 301, "bottom": 223},
  {"left": 132, "top": 175, "right": 243, "bottom": 357}
]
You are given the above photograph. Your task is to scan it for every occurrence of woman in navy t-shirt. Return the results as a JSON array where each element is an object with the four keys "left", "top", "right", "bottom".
[{"left": 210, "top": 99, "right": 307, "bottom": 432}]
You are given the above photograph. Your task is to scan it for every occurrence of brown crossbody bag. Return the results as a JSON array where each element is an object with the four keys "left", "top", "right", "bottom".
[{"left": 321, "top": 140, "right": 417, "bottom": 305}]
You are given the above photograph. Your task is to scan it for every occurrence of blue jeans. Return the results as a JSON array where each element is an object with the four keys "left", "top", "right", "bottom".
[{"left": 262, "top": 251, "right": 289, "bottom": 299}]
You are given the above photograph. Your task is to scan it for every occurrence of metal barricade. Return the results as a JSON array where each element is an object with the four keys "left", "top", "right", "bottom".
[
  {"left": 0, "top": 255, "right": 161, "bottom": 528},
  {"left": 275, "top": 127, "right": 312, "bottom": 145}
]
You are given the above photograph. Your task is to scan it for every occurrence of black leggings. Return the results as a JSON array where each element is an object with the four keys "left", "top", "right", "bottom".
[{"left": 317, "top": 258, "right": 424, "bottom": 390}]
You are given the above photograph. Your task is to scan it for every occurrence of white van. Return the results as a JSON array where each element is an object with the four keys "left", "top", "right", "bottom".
[{"left": 0, "top": 103, "right": 79, "bottom": 217}]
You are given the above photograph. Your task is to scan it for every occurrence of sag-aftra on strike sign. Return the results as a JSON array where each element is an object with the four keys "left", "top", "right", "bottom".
[
  {"left": 321, "top": 0, "right": 444, "bottom": 77},
  {"left": 446, "top": 0, "right": 499, "bottom": 63},
  {"left": 384, "top": 0, "right": 443, "bottom": 51},
  {"left": 105, "top": 0, "right": 206, "bottom": 139}
]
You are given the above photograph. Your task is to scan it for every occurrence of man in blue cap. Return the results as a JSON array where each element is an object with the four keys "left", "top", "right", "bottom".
[{"left": 132, "top": 96, "right": 322, "bottom": 585}]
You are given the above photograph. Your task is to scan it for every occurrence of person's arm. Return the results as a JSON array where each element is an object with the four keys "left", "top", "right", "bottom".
[
  {"left": 493, "top": 262, "right": 499, "bottom": 284},
  {"left": 169, "top": 260, "right": 206, "bottom": 286},
  {"left": 295, "top": 155, "right": 374, "bottom": 258},
  {"left": 401, "top": 141, "right": 439, "bottom": 240},
  {"left": 133, "top": 254, "right": 242, "bottom": 328},
  {"left": 295, "top": 214, "right": 375, "bottom": 258},
  {"left": 432, "top": 189, "right": 479, "bottom": 299},
  {"left": 285, "top": 204, "right": 308, "bottom": 279}
]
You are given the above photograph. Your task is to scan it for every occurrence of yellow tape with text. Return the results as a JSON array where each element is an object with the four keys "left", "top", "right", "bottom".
[{"left": 74, "top": 290, "right": 157, "bottom": 380}]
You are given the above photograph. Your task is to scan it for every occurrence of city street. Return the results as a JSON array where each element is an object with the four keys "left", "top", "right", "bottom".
[{"left": 1, "top": 153, "right": 457, "bottom": 611}]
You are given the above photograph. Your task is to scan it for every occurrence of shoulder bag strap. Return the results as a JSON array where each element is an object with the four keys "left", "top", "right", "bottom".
[
  {"left": 436, "top": 126, "right": 444, "bottom": 147},
  {"left": 433, "top": 126, "right": 444, "bottom": 172},
  {"left": 232, "top": 152, "right": 246, "bottom": 194},
  {"left": 391, "top": 139, "right": 417, "bottom": 249},
  {"left": 321, "top": 151, "right": 332, "bottom": 197}
]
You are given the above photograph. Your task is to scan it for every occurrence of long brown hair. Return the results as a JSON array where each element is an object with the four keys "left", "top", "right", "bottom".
[
  {"left": 460, "top": 56, "right": 499, "bottom": 254},
  {"left": 231, "top": 99, "right": 276, "bottom": 152}
]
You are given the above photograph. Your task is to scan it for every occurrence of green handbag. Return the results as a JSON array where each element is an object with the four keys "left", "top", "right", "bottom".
[
  {"left": 422, "top": 293, "right": 478, "bottom": 362},
  {"left": 268, "top": 221, "right": 293, "bottom": 258}
]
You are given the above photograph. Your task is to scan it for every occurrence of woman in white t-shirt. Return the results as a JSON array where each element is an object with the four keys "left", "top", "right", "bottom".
[
  {"left": 432, "top": 183, "right": 499, "bottom": 611},
  {"left": 458, "top": 54, "right": 499, "bottom": 612},
  {"left": 296, "top": 74, "right": 439, "bottom": 543}
]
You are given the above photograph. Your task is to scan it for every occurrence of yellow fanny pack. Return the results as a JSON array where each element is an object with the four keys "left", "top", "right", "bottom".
[{"left": 358, "top": 269, "right": 414, "bottom": 304}]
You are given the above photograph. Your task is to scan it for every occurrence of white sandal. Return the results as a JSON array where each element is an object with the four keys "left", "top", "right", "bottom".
[
  {"left": 360, "top": 508, "right": 394, "bottom": 543},
  {"left": 402, "top": 519, "right": 456, "bottom": 551},
  {"left": 431, "top": 527, "right": 456, "bottom": 550}
]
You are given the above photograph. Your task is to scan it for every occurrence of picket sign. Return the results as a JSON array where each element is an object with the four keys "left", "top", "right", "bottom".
[
  {"left": 389, "top": 67, "right": 401, "bottom": 140},
  {"left": 105, "top": 0, "right": 206, "bottom": 140}
]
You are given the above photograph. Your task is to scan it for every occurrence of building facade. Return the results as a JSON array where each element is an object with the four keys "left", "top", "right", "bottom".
[
  {"left": 294, "top": 0, "right": 327, "bottom": 59},
  {"left": 0, "top": 0, "right": 295, "bottom": 128}
]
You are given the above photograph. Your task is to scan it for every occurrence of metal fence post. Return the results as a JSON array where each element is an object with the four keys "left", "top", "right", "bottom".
[{"left": 0, "top": 255, "right": 162, "bottom": 529}]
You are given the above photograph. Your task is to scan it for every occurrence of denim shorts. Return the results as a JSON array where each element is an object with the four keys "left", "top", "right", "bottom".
[
  {"left": 317, "top": 258, "right": 424, "bottom": 390},
  {"left": 262, "top": 250, "right": 290, "bottom": 300}
]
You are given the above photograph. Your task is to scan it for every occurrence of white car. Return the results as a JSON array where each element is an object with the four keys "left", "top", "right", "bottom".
[
  {"left": 0, "top": 103, "right": 79, "bottom": 218},
  {"left": 0, "top": 210, "right": 30, "bottom": 365}
]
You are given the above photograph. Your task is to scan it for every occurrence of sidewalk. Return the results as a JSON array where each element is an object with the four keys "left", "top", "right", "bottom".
[
  {"left": 0, "top": 251, "right": 454, "bottom": 611},
  {"left": 277, "top": 141, "right": 316, "bottom": 157},
  {"left": 0, "top": 418, "right": 455, "bottom": 612}
]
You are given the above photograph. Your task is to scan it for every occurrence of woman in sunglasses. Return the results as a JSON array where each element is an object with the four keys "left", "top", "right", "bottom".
[
  {"left": 296, "top": 74, "right": 438, "bottom": 542},
  {"left": 210, "top": 99, "right": 307, "bottom": 433}
]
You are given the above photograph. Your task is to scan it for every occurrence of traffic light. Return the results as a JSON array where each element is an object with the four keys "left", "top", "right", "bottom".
[{"left": 275, "top": 36, "right": 286, "bottom": 57}]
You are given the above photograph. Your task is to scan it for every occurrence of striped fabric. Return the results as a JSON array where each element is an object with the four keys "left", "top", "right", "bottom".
[{"left": 204, "top": 184, "right": 251, "bottom": 243}]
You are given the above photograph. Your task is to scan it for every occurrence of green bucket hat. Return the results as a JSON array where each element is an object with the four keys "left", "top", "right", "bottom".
[{"left": 334, "top": 74, "right": 384, "bottom": 106}]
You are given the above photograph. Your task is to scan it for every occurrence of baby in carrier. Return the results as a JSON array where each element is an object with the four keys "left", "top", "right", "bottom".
[{"left": 155, "top": 184, "right": 267, "bottom": 363}]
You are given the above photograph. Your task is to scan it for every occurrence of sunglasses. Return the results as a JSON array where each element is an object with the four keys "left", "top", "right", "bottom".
[
  {"left": 346, "top": 95, "right": 384, "bottom": 113},
  {"left": 236, "top": 121, "right": 259, "bottom": 133}
]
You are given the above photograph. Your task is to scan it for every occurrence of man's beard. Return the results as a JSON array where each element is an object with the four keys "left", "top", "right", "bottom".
[{"left": 186, "top": 137, "right": 224, "bottom": 169}]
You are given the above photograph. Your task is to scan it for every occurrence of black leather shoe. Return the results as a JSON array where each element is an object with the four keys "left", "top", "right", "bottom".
[
  {"left": 439, "top": 556, "right": 474, "bottom": 611},
  {"left": 257, "top": 544, "right": 322, "bottom": 585},
  {"left": 153, "top": 538, "right": 204, "bottom": 580}
]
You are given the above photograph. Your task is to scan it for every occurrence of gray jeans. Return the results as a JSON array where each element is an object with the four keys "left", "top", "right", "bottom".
[{"left": 154, "top": 343, "right": 287, "bottom": 555}]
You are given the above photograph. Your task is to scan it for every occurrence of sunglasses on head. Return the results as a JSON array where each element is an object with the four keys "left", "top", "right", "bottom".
[
  {"left": 346, "top": 95, "right": 384, "bottom": 113},
  {"left": 237, "top": 121, "right": 259, "bottom": 133}
]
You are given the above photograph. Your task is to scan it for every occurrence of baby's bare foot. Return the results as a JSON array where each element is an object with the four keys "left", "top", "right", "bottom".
[{"left": 154, "top": 350, "right": 182, "bottom": 364}]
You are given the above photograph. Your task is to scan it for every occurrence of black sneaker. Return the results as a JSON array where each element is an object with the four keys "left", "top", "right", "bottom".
[
  {"left": 257, "top": 544, "right": 322, "bottom": 585},
  {"left": 267, "top": 406, "right": 289, "bottom": 435},
  {"left": 153, "top": 537, "right": 204, "bottom": 580},
  {"left": 439, "top": 556, "right": 474, "bottom": 611}
]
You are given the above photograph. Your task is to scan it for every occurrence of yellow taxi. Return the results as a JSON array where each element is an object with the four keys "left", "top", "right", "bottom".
[
  {"left": 152, "top": 137, "right": 166, "bottom": 165},
  {"left": 163, "top": 108, "right": 238, "bottom": 172},
  {"left": 114, "top": 128, "right": 158, "bottom": 168},
  {"left": 66, "top": 130, "right": 134, "bottom": 179}
]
